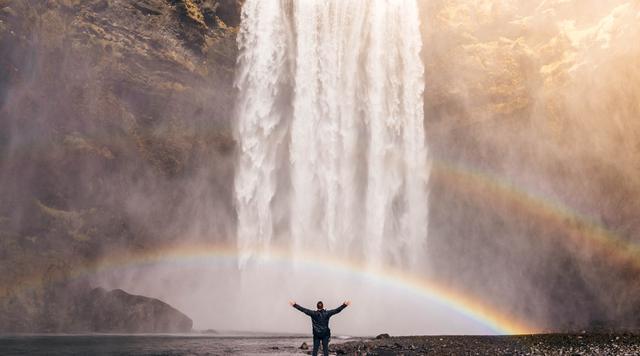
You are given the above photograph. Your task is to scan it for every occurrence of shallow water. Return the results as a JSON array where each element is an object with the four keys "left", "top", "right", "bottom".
[{"left": 0, "top": 335, "right": 343, "bottom": 355}]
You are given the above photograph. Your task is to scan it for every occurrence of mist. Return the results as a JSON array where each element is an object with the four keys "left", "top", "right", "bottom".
[
  {"left": 421, "top": 0, "right": 640, "bottom": 330},
  {"left": 1, "top": 0, "right": 640, "bottom": 335}
]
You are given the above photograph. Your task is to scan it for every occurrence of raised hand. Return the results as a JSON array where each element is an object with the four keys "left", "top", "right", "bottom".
[
  {"left": 343, "top": 300, "right": 351, "bottom": 306},
  {"left": 289, "top": 300, "right": 296, "bottom": 307}
]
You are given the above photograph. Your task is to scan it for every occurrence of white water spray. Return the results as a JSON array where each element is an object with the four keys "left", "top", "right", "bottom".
[{"left": 235, "top": 0, "right": 429, "bottom": 270}]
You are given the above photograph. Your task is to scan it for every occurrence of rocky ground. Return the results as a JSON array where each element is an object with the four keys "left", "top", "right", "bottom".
[{"left": 332, "top": 334, "right": 640, "bottom": 355}]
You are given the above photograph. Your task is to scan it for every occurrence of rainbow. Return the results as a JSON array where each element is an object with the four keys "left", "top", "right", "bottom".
[
  {"left": 8, "top": 243, "right": 536, "bottom": 335},
  {"left": 432, "top": 160, "right": 640, "bottom": 270},
  {"left": 11, "top": 158, "right": 632, "bottom": 336}
]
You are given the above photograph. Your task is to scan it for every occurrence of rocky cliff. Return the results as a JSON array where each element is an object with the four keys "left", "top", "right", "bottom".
[
  {"left": 0, "top": 0, "right": 241, "bottom": 332},
  {"left": 421, "top": 0, "right": 640, "bottom": 330},
  {"left": 2, "top": 0, "right": 640, "bottom": 333}
]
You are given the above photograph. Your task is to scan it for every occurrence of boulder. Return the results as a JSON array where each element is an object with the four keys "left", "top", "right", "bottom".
[{"left": 84, "top": 288, "right": 193, "bottom": 333}]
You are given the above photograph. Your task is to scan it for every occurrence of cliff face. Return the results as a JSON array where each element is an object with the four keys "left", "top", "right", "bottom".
[
  {"left": 0, "top": 0, "right": 241, "bottom": 332},
  {"left": 2, "top": 0, "right": 640, "bottom": 333},
  {"left": 421, "top": 0, "right": 640, "bottom": 330}
]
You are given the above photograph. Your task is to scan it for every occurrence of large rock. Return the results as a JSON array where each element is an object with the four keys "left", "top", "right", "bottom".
[{"left": 85, "top": 288, "right": 193, "bottom": 333}]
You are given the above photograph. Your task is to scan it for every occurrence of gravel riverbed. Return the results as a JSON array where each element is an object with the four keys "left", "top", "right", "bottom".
[{"left": 332, "top": 333, "right": 640, "bottom": 355}]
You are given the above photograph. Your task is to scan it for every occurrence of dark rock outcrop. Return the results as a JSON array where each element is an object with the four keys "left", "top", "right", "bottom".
[
  {"left": 2, "top": 277, "right": 192, "bottom": 333},
  {"left": 84, "top": 288, "right": 192, "bottom": 333},
  {"left": 31, "top": 285, "right": 192, "bottom": 333}
]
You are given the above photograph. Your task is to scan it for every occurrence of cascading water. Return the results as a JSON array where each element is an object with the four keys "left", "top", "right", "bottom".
[
  {"left": 101, "top": 2, "right": 510, "bottom": 335},
  {"left": 235, "top": 0, "right": 429, "bottom": 270}
]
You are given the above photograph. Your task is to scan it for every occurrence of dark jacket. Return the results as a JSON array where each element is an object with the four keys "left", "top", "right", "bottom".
[{"left": 293, "top": 303, "right": 347, "bottom": 337}]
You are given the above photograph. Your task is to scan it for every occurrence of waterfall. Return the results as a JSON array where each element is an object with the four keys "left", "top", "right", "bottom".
[{"left": 234, "top": 0, "right": 429, "bottom": 269}]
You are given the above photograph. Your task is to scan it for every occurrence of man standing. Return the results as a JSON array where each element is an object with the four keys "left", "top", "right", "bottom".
[{"left": 289, "top": 300, "right": 350, "bottom": 356}]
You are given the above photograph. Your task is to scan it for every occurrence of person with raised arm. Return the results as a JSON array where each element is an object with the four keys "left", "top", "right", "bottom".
[{"left": 289, "top": 300, "right": 351, "bottom": 356}]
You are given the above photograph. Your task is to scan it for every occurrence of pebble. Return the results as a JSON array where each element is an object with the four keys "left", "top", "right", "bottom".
[{"left": 333, "top": 334, "right": 640, "bottom": 355}]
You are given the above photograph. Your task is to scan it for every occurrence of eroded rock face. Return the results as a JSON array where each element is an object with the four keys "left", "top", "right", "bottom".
[
  {"left": 420, "top": 0, "right": 640, "bottom": 330},
  {"left": 2, "top": 0, "right": 640, "bottom": 334},
  {"left": 0, "top": 0, "right": 240, "bottom": 332}
]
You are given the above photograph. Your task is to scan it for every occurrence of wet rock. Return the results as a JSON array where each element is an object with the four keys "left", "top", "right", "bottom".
[
  {"left": 90, "top": 0, "right": 110, "bottom": 12},
  {"left": 212, "top": 0, "right": 242, "bottom": 27},
  {"left": 84, "top": 288, "right": 193, "bottom": 333},
  {"left": 0, "top": 0, "right": 239, "bottom": 333},
  {"left": 300, "top": 342, "right": 309, "bottom": 350},
  {"left": 133, "top": 2, "right": 162, "bottom": 16},
  {"left": 333, "top": 334, "right": 640, "bottom": 355},
  {"left": 376, "top": 333, "right": 390, "bottom": 339}
]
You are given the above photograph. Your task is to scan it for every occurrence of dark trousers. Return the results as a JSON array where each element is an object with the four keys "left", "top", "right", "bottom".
[{"left": 312, "top": 334, "right": 330, "bottom": 356}]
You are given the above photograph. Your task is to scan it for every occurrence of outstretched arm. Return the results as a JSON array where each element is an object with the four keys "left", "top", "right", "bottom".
[
  {"left": 328, "top": 300, "right": 350, "bottom": 316},
  {"left": 289, "top": 301, "right": 314, "bottom": 316}
]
